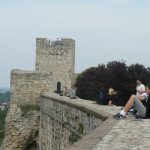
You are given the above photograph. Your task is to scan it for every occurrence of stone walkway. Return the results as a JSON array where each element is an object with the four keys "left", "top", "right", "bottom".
[{"left": 67, "top": 98, "right": 150, "bottom": 150}]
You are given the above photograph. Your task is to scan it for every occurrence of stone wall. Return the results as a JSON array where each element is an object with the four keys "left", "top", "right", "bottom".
[
  {"left": 1, "top": 104, "right": 40, "bottom": 150},
  {"left": 1, "top": 37, "right": 76, "bottom": 150},
  {"left": 1, "top": 70, "right": 53, "bottom": 150},
  {"left": 36, "top": 38, "right": 75, "bottom": 90},
  {"left": 39, "top": 93, "right": 105, "bottom": 150},
  {"left": 10, "top": 69, "right": 52, "bottom": 105}
]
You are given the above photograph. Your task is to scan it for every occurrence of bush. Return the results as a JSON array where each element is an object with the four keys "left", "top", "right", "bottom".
[
  {"left": 75, "top": 61, "right": 150, "bottom": 105},
  {"left": 0, "top": 109, "right": 8, "bottom": 146},
  {"left": 0, "top": 132, "right": 4, "bottom": 146}
]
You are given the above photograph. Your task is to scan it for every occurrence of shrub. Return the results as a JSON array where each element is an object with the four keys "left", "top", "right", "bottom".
[
  {"left": 0, "top": 109, "right": 8, "bottom": 146},
  {"left": 0, "top": 132, "right": 4, "bottom": 146}
]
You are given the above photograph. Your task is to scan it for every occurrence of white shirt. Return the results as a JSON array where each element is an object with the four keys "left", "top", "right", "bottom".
[
  {"left": 141, "top": 93, "right": 149, "bottom": 100},
  {"left": 136, "top": 84, "right": 145, "bottom": 97}
]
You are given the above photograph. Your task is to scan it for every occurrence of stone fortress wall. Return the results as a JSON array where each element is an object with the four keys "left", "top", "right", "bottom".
[
  {"left": 36, "top": 38, "right": 75, "bottom": 91},
  {"left": 9, "top": 37, "right": 75, "bottom": 105},
  {"left": 1, "top": 38, "right": 76, "bottom": 150},
  {"left": 1, "top": 37, "right": 128, "bottom": 150},
  {"left": 10, "top": 70, "right": 52, "bottom": 105},
  {"left": 39, "top": 93, "right": 105, "bottom": 150}
]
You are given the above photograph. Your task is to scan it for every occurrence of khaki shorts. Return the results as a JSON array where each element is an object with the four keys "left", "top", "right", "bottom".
[{"left": 134, "top": 96, "right": 146, "bottom": 117}]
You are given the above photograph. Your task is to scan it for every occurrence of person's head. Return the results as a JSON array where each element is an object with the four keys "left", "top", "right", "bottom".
[
  {"left": 108, "top": 88, "right": 114, "bottom": 95},
  {"left": 145, "top": 83, "right": 150, "bottom": 95},
  {"left": 136, "top": 79, "right": 142, "bottom": 85},
  {"left": 71, "top": 85, "right": 77, "bottom": 90}
]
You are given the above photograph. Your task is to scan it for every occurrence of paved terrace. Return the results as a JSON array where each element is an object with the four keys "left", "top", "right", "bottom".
[{"left": 50, "top": 95, "right": 150, "bottom": 150}]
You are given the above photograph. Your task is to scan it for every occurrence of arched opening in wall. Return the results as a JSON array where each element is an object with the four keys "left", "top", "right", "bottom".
[
  {"left": 24, "top": 131, "right": 39, "bottom": 150},
  {"left": 56, "top": 82, "right": 61, "bottom": 94},
  {"left": 25, "top": 141, "right": 37, "bottom": 150}
]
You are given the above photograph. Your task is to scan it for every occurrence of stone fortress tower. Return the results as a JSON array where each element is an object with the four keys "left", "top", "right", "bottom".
[
  {"left": 36, "top": 38, "right": 75, "bottom": 92},
  {"left": 1, "top": 37, "right": 75, "bottom": 150}
]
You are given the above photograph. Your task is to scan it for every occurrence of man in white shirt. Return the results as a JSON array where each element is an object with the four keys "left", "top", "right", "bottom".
[{"left": 136, "top": 79, "right": 145, "bottom": 97}]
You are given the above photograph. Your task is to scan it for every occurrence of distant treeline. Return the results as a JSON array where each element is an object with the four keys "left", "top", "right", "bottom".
[{"left": 0, "top": 91, "right": 10, "bottom": 103}]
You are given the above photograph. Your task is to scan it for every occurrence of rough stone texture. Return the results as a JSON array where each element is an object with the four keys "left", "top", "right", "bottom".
[
  {"left": 39, "top": 93, "right": 104, "bottom": 150},
  {"left": 10, "top": 70, "right": 52, "bottom": 105},
  {"left": 2, "top": 37, "right": 150, "bottom": 150},
  {"left": 36, "top": 38, "right": 75, "bottom": 90},
  {"left": 92, "top": 117, "right": 150, "bottom": 150},
  {"left": 1, "top": 37, "right": 75, "bottom": 150},
  {"left": 1, "top": 104, "right": 40, "bottom": 150},
  {"left": 38, "top": 94, "right": 150, "bottom": 150},
  {"left": 1, "top": 70, "right": 52, "bottom": 150}
]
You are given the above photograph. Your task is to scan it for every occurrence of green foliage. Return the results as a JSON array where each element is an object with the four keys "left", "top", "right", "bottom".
[
  {"left": 78, "top": 122, "right": 84, "bottom": 134},
  {"left": 0, "top": 132, "right": 4, "bottom": 146},
  {"left": 0, "top": 109, "right": 8, "bottom": 146},
  {"left": 69, "top": 133, "right": 79, "bottom": 144},
  {"left": 75, "top": 61, "right": 150, "bottom": 105},
  {"left": 0, "top": 109, "right": 7, "bottom": 130},
  {"left": 19, "top": 104, "right": 40, "bottom": 117}
]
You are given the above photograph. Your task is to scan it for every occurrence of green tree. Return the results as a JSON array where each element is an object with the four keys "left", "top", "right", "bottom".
[
  {"left": 0, "top": 109, "right": 7, "bottom": 145},
  {"left": 75, "top": 61, "right": 150, "bottom": 105}
]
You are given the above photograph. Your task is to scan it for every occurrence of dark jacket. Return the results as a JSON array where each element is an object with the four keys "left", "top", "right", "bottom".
[
  {"left": 108, "top": 94, "right": 120, "bottom": 106},
  {"left": 146, "top": 96, "right": 150, "bottom": 118}
]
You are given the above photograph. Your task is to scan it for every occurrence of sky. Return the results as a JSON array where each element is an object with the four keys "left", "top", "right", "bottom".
[{"left": 0, "top": 0, "right": 150, "bottom": 88}]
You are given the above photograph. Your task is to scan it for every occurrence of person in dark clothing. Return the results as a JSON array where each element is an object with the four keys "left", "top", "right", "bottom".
[
  {"left": 97, "top": 88, "right": 108, "bottom": 105},
  {"left": 108, "top": 88, "right": 119, "bottom": 106},
  {"left": 113, "top": 83, "right": 150, "bottom": 119}
]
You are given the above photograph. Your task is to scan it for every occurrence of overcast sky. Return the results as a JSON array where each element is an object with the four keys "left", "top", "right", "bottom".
[{"left": 0, "top": 0, "right": 150, "bottom": 88}]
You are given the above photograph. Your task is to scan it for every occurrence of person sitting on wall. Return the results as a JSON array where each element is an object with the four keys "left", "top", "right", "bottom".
[
  {"left": 97, "top": 88, "right": 108, "bottom": 105},
  {"left": 113, "top": 83, "right": 150, "bottom": 119},
  {"left": 108, "top": 88, "right": 119, "bottom": 106},
  {"left": 129, "top": 79, "right": 146, "bottom": 114},
  {"left": 108, "top": 88, "right": 117, "bottom": 106},
  {"left": 136, "top": 79, "right": 145, "bottom": 97},
  {"left": 70, "top": 85, "right": 77, "bottom": 99},
  {"left": 60, "top": 86, "right": 69, "bottom": 96}
]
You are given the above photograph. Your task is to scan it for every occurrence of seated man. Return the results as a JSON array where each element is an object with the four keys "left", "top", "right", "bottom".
[
  {"left": 113, "top": 83, "right": 150, "bottom": 119},
  {"left": 108, "top": 88, "right": 118, "bottom": 106},
  {"left": 60, "top": 86, "right": 69, "bottom": 96},
  {"left": 70, "top": 85, "right": 77, "bottom": 99}
]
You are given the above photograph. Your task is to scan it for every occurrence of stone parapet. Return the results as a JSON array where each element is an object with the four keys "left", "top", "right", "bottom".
[{"left": 39, "top": 93, "right": 112, "bottom": 150}]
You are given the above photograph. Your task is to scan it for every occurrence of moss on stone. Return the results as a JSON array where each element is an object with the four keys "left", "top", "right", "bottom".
[
  {"left": 19, "top": 104, "right": 40, "bottom": 117},
  {"left": 0, "top": 132, "right": 4, "bottom": 146},
  {"left": 78, "top": 122, "right": 84, "bottom": 134},
  {"left": 69, "top": 133, "right": 78, "bottom": 144}
]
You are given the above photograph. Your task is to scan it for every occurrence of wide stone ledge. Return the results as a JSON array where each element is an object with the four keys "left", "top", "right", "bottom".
[{"left": 41, "top": 93, "right": 111, "bottom": 121}]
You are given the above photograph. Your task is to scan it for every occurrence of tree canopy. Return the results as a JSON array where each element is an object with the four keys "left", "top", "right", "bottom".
[{"left": 75, "top": 61, "right": 150, "bottom": 105}]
